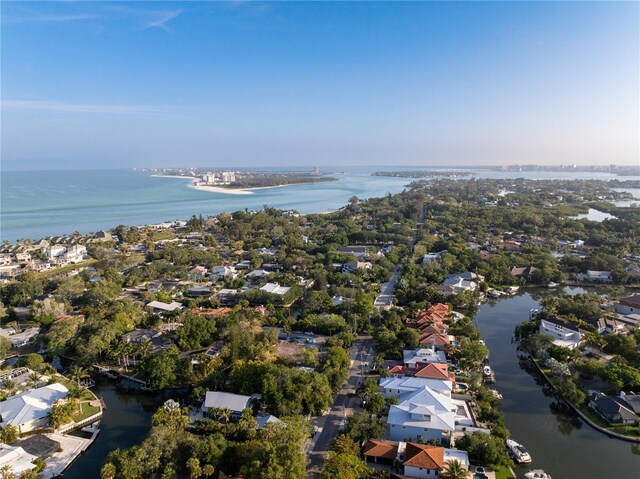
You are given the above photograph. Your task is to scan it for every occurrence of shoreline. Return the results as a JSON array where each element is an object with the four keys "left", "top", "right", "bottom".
[{"left": 154, "top": 174, "right": 329, "bottom": 195}]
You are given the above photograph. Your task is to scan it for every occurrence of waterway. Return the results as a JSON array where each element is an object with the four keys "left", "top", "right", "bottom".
[
  {"left": 62, "top": 380, "right": 161, "bottom": 479},
  {"left": 474, "top": 291, "right": 640, "bottom": 479}
]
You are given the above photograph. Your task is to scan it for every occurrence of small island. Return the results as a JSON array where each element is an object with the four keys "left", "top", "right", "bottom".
[
  {"left": 372, "top": 170, "right": 475, "bottom": 178},
  {"left": 141, "top": 168, "right": 337, "bottom": 194}
]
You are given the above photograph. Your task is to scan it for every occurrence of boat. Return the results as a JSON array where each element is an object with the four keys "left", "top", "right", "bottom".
[
  {"left": 506, "top": 286, "right": 519, "bottom": 295},
  {"left": 547, "top": 282, "right": 558, "bottom": 288},
  {"left": 487, "top": 289, "right": 503, "bottom": 299},
  {"left": 506, "top": 438, "right": 531, "bottom": 463},
  {"left": 482, "top": 365, "right": 493, "bottom": 377},
  {"left": 524, "top": 470, "right": 551, "bottom": 479},
  {"left": 490, "top": 389, "right": 503, "bottom": 400}
]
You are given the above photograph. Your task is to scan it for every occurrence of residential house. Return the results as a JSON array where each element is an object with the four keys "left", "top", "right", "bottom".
[
  {"left": 14, "top": 253, "right": 31, "bottom": 263},
  {"left": 64, "top": 245, "right": 87, "bottom": 263},
  {"left": 211, "top": 266, "right": 238, "bottom": 280},
  {"left": 540, "top": 317, "right": 582, "bottom": 349},
  {"left": 588, "top": 392, "right": 638, "bottom": 425},
  {"left": 202, "top": 391, "right": 252, "bottom": 419},
  {"left": 187, "top": 285, "right": 211, "bottom": 297},
  {"left": 121, "top": 329, "right": 163, "bottom": 344},
  {"left": 188, "top": 265, "right": 208, "bottom": 281},
  {"left": 510, "top": 266, "right": 538, "bottom": 282},
  {"left": 147, "top": 301, "right": 184, "bottom": 314},
  {"left": 259, "top": 283, "right": 291, "bottom": 296},
  {"left": 422, "top": 250, "right": 448, "bottom": 265},
  {"left": 0, "top": 383, "right": 69, "bottom": 433},
  {"left": 0, "top": 444, "right": 38, "bottom": 477},
  {"left": 338, "top": 246, "right": 369, "bottom": 259},
  {"left": 46, "top": 245, "right": 66, "bottom": 259},
  {"left": 246, "top": 269, "right": 269, "bottom": 279},
  {"left": 615, "top": 294, "right": 640, "bottom": 316},
  {"left": 342, "top": 261, "right": 372, "bottom": 274},
  {"left": 386, "top": 386, "right": 472, "bottom": 442},
  {"left": 379, "top": 377, "right": 453, "bottom": 397},
  {"left": 0, "top": 327, "right": 41, "bottom": 348},
  {"left": 363, "top": 440, "right": 470, "bottom": 479},
  {"left": 403, "top": 349, "right": 447, "bottom": 369},
  {"left": 578, "top": 270, "right": 612, "bottom": 284}
]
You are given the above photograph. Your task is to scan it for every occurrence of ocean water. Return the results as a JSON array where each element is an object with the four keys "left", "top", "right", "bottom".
[
  {"left": 1, "top": 168, "right": 412, "bottom": 242},
  {"left": 2, "top": 167, "right": 638, "bottom": 243}
]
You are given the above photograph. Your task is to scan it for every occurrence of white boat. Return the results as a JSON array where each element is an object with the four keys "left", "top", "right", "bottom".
[
  {"left": 547, "top": 282, "right": 558, "bottom": 288},
  {"left": 506, "top": 286, "right": 519, "bottom": 295},
  {"left": 506, "top": 438, "right": 532, "bottom": 463},
  {"left": 524, "top": 470, "right": 551, "bottom": 479},
  {"left": 490, "top": 389, "right": 503, "bottom": 400},
  {"left": 482, "top": 365, "right": 493, "bottom": 377}
]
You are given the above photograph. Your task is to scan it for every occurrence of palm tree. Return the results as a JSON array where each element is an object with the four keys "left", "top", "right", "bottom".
[
  {"left": 0, "top": 465, "right": 14, "bottom": 479},
  {"left": 28, "top": 372, "right": 41, "bottom": 389},
  {"left": 68, "top": 383, "right": 85, "bottom": 414},
  {"left": 441, "top": 459, "right": 468, "bottom": 479},
  {"left": 69, "top": 365, "right": 89, "bottom": 386},
  {"left": 100, "top": 463, "right": 117, "bottom": 479},
  {"left": 138, "top": 339, "right": 153, "bottom": 359},
  {"left": 40, "top": 363, "right": 57, "bottom": 376},
  {"left": 201, "top": 464, "right": 214, "bottom": 479},
  {"left": 186, "top": 457, "right": 201, "bottom": 479}
]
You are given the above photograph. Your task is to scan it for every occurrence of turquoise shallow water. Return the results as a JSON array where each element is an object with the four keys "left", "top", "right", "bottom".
[
  {"left": 1, "top": 168, "right": 413, "bottom": 242},
  {"left": 2, "top": 167, "right": 638, "bottom": 243}
]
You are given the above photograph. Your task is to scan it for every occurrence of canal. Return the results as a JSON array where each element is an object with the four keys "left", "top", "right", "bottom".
[
  {"left": 62, "top": 380, "right": 161, "bottom": 479},
  {"left": 474, "top": 290, "right": 640, "bottom": 479}
]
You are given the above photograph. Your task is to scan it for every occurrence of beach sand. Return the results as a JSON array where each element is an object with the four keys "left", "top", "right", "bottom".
[{"left": 189, "top": 183, "right": 253, "bottom": 195}]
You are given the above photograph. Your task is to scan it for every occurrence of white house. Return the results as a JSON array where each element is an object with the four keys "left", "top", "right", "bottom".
[
  {"left": 540, "top": 317, "right": 582, "bottom": 349},
  {"left": 211, "top": 266, "right": 238, "bottom": 280},
  {"left": 379, "top": 377, "right": 453, "bottom": 398},
  {"left": 147, "top": 301, "right": 184, "bottom": 314},
  {"left": 0, "top": 383, "right": 69, "bottom": 433},
  {"left": 0, "top": 444, "right": 38, "bottom": 477},
  {"left": 246, "top": 269, "right": 269, "bottom": 279},
  {"left": 387, "top": 386, "right": 463, "bottom": 442},
  {"left": 259, "top": 283, "right": 291, "bottom": 296},
  {"left": 578, "top": 270, "right": 612, "bottom": 284},
  {"left": 403, "top": 348, "right": 447, "bottom": 369},
  {"left": 46, "top": 245, "right": 66, "bottom": 259},
  {"left": 63, "top": 245, "right": 87, "bottom": 263},
  {"left": 0, "top": 327, "right": 41, "bottom": 348}
]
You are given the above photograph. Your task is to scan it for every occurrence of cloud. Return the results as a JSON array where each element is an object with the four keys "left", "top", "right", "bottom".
[
  {"left": 3, "top": 12, "right": 100, "bottom": 24},
  {"left": 142, "top": 9, "right": 183, "bottom": 31},
  {"left": 104, "top": 5, "right": 183, "bottom": 32},
  {"left": 1, "top": 100, "right": 171, "bottom": 115}
]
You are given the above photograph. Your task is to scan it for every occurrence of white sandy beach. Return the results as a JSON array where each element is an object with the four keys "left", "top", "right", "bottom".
[{"left": 154, "top": 174, "right": 314, "bottom": 195}]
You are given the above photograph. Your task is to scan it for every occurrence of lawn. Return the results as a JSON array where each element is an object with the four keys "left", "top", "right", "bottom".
[
  {"left": 494, "top": 466, "right": 516, "bottom": 479},
  {"left": 72, "top": 403, "right": 101, "bottom": 423}
]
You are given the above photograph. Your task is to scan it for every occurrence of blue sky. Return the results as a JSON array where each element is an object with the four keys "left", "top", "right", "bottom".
[{"left": 1, "top": 1, "right": 638, "bottom": 170}]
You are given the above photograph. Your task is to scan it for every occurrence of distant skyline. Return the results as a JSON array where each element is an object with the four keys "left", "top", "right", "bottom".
[{"left": 1, "top": 1, "right": 638, "bottom": 170}]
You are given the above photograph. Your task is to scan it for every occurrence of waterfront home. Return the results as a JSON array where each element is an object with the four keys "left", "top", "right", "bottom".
[
  {"left": 259, "top": 283, "right": 291, "bottom": 296},
  {"left": 615, "top": 294, "right": 640, "bottom": 316},
  {"left": 578, "top": 270, "right": 612, "bottom": 283},
  {"left": 363, "top": 440, "right": 470, "bottom": 479},
  {"left": 584, "top": 317, "right": 628, "bottom": 335},
  {"left": 539, "top": 317, "right": 582, "bottom": 349},
  {"left": 202, "top": 391, "right": 252, "bottom": 419},
  {"left": 418, "top": 331, "right": 455, "bottom": 351},
  {"left": 386, "top": 386, "right": 471, "bottom": 442},
  {"left": 413, "top": 363, "right": 455, "bottom": 382},
  {"left": 588, "top": 392, "right": 638, "bottom": 425},
  {"left": 379, "top": 377, "right": 453, "bottom": 397},
  {"left": 146, "top": 301, "right": 184, "bottom": 314},
  {"left": 0, "top": 444, "right": 38, "bottom": 477},
  {"left": 0, "top": 327, "right": 41, "bottom": 348},
  {"left": 403, "top": 348, "right": 448, "bottom": 369},
  {"left": 510, "top": 265, "right": 538, "bottom": 282},
  {"left": 0, "top": 383, "right": 69, "bottom": 433},
  {"left": 442, "top": 273, "right": 480, "bottom": 293}
]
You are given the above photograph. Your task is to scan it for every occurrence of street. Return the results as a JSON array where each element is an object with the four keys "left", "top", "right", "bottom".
[{"left": 306, "top": 335, "right": 374, "bottom": 476}]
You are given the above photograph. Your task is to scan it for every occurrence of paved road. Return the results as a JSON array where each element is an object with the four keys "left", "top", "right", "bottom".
[{"left": 306, "top": 335, "right": 374, "bottom": 476}]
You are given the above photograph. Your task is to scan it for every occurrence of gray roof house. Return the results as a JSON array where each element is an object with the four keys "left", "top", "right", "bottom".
[
  {"left": 588, "top": 392, "right": 639, "bottom": 425},
  {"left": 202, "top": 391, "right": 252, "bottom": 418}
]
